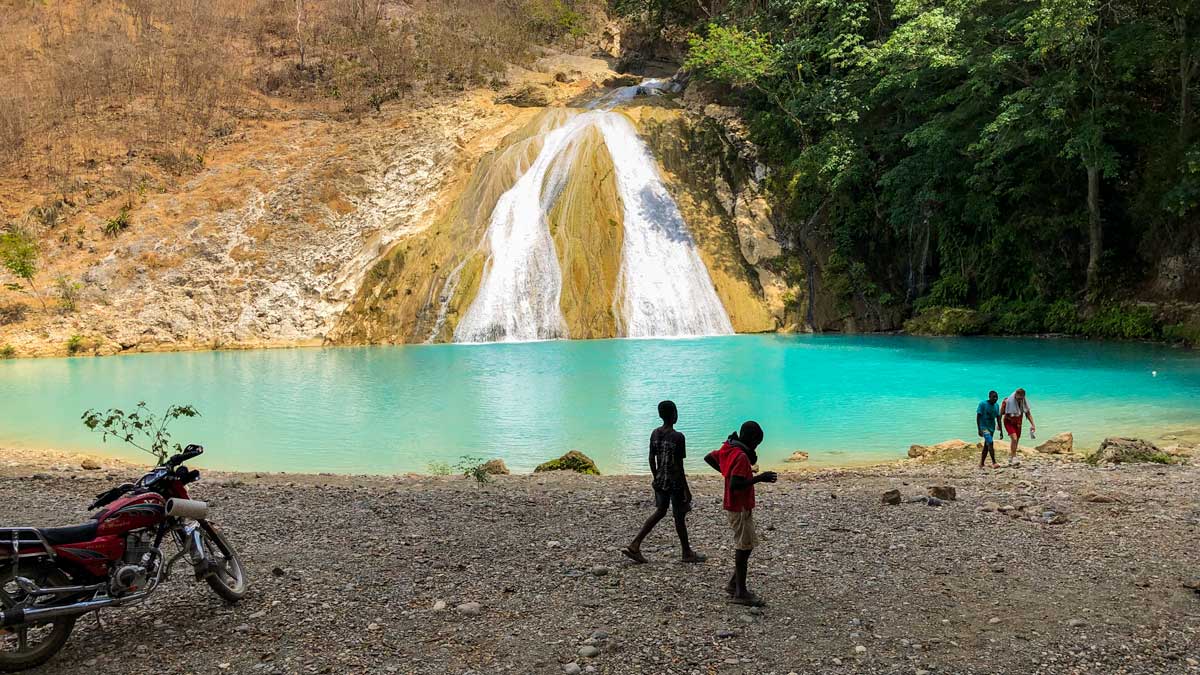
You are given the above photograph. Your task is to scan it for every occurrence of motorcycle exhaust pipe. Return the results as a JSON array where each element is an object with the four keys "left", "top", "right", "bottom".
[
  {"left": 165, "top": 498, "right": 209, "bottom": 520},
  {"left": 1, "top": 590, "right": 148, "bottom": 627}
]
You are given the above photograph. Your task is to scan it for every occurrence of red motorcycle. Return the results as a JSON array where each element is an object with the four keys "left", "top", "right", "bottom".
[{"left": 0, "top": 445, "right": 245, "bottom": 671}]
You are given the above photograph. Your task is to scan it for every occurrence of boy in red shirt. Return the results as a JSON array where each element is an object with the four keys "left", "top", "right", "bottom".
[{"left": 705, "top": 421, "right": 777, "bottom": 607}]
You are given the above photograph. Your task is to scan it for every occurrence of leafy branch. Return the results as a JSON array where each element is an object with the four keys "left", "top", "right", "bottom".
[{"left": 81, "top": 402, "right": 200, "bottom": 466}]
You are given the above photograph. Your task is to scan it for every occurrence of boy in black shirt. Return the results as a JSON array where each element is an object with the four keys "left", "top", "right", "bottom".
[{"left": 622, "top": 400, "right": 705, "bottom": 564}]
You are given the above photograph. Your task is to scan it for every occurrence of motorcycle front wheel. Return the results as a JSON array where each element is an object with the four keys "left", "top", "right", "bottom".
[
  {"left": 0, "top": 563, "right": 76, "bottom": 672},
  {"left": 198, "top": 521, "right": 246, "bottom": 603}
]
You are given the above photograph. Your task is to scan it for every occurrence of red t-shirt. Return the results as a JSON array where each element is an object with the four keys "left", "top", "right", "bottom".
[{"left": 714, "top": 441, "right": 754, "bottom": 512}]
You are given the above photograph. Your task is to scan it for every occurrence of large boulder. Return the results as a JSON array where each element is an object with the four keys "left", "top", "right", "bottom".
[
  {"left": 1088, "top": 437, "right": 1168, "bottom": 464},
  {"left": 481, "top": 459, "right": 509, "bottom": 475},
  {"left": 1036, "top": 432, "right": 1073, "bottom": 454},
  {"left": 534, "top": 450, "right": 600, "bottom": 475},
  {"left": 785, "top": 451, "right": 809, "bottom": 463},
  {"left": 908, "top": 439, "right": 973, "bottom": 459}
]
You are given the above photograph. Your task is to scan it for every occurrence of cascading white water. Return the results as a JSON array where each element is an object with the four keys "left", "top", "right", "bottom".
[
  {"left": 453, "top": 114, "right": 598, "bottom": 343},
  {"left": 454, "top": 80, "right": 732, "bottom": 342},
  {"left": 597, "top": 113, "right": 734, "bottom": 338}
]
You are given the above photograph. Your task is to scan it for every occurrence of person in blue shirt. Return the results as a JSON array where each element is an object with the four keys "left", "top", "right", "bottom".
[{"left": 976, "top": 390, "right": 1003, "bottom": 468}]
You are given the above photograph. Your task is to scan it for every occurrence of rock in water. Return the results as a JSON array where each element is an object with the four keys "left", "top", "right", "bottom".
[
  {"left": 881, "top": 489, "right": 902, "bottom": 505},
  {"left": 534, "top": 450, "right": 600, "bottom": 475},
  {"left": 80, "top": 458, "right": 101, "bottom": 470},
  {"left": 1036, "top": 432, "right": 1073, "bottom": 454},
  {"left": 1088, "top": 437, "right": 1166, "bottom": 464},
  {"left": 927, "top": 486, "right": 957, "bottom": 501},
  {"left": 785, "top": 451, "right": 809, "bottom": 463},
  {"left": 481, "top": 459, "right": 510, "bottom": 475}
]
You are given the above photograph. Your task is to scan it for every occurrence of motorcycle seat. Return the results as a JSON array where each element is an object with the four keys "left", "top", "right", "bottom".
[{"left": 39, "top": 522, "right": 100, "bottom": 546}]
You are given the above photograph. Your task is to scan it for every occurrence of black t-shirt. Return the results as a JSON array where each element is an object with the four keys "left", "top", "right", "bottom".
[{"left": 650, "top": 426, "right": 686, "bottom": 492}]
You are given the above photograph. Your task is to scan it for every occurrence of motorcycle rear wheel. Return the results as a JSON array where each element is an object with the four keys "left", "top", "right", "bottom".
[
  {"left": 0, "top": 564, "right": 76, "bottom": 672},
  {"left": 198, "top": 521, "right": 246, "bottom": 603}
]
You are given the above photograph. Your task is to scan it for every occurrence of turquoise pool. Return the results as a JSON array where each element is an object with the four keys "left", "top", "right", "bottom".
[{"left": 1, "top": 335, "right": 1197, "bottom": 474}]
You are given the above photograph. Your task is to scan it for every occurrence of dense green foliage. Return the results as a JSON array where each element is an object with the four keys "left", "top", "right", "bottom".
[{"left": 619, "top": 0, "right": 1200, "bottom": 340}]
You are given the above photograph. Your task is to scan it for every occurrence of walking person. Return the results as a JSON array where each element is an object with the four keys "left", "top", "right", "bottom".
[
  {"left": 623, "top": 400, "right": 705, "bottom": 564},
  {"left": 1000, "top": 388, "right": 1036, "bottom": 465},
  {"left": 704, "top": 421, "right": 777, "bottom": 607},
  {"left": 977, "top": 390, "right": 1002, "bottom": 468}
]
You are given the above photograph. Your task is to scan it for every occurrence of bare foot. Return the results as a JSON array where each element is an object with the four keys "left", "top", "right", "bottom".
[{"left": 621, "top": 547, "right": 648, "bottom": 564}]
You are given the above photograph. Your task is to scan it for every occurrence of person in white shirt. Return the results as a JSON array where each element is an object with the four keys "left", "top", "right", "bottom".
[{"left": 1000, "top": 388, "right": 1036, "bottom": 465}]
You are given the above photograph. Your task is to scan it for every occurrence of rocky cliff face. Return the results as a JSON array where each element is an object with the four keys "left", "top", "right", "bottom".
[
  {"left": 331, "top": 79, "right": 796, "bottom": 344},
  {"left": 1, "top": 52, "right": 816, "bottom": 355}
]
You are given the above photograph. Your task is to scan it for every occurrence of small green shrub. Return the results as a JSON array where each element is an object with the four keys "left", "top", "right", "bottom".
[
  {"left": 917, "top": 273, "right": 969, "bottom": 311},
  {"left": 0, "top": 344, "right": 14, "bottom": 359},
  {"left": 103, "top": 209, "right": 131, "bottom": 237},
  {"left": 455, "top": 455, "right": 491, "bottom": 484},
  {"left": 981, "top": 297, "right": 1047, "bottom": 335},
  {"left": 1080, "top": 304, "right": 1157, "bottom": 340},
  {"left": 1044, "top": 299, "right": 1079, "bottom": 334},
  {"left": 29, "top": 200, "right": 64, "bottom": 228},
  {"left": 66, "top": 334, "right": 84, "bottom": 354},
  {"left": 55, "top": 275, "right": 82, "bottom": 312},
  {"left": 1163, "top": 320, "right": 1200, "bottom": 347},
  {"left": 904, "top": 306, "right": 984, "bottom": 335},
  {"left": 427, "top": 461, "right": 452, "bottom": 476}
]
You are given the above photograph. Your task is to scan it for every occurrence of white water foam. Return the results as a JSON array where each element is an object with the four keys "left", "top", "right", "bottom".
[
  {"left": 454, "top": 80, "right": 732, "bottom": 342},
  {"left": 597, "top": 113, "right": 733, "bottom": 338},
  {"left": 453, "top": 113, "right": 599, "bottom": 343}
]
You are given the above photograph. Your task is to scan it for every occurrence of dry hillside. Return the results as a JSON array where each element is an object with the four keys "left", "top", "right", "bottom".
[{"left": 0, "top": 0, "right": 611, "bottom": 356}]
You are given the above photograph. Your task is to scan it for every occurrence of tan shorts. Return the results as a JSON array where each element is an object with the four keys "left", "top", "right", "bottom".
[{"left": 726, "top": 509, "right": 758, "bottom": 550}]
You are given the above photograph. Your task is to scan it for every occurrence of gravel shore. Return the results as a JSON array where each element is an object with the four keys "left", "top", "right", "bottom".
[{"left": 1, "top": 447, "right": 1198, "bottom": 674}]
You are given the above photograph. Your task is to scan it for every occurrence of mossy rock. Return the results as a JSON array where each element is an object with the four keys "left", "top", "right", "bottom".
[
  {"left": 534, "top": 450, "right": 600, "bottom": 475},
  {"left": 1088, "top": 437, "right": 1175, "bottom": 465},
  {"left": 904, "top": 306, "right": 984, "bottom": 336}
]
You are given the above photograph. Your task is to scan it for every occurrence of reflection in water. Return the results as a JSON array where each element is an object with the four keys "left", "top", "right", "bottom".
[{"left": 1, "top": 335, "right": 1197, "bottom": 474}]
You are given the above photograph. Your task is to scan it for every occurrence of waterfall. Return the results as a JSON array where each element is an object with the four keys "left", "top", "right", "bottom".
[
  {"left": 597, "top": 113, "right": 734, "bottom": 338},
  {"left": 453, "top": 81, "right": 732, "bottom": 343}
]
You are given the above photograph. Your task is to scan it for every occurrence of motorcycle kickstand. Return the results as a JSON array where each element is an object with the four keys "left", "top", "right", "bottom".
[{"left": 93, "top": 610, "right": 105, "bottom": 631}]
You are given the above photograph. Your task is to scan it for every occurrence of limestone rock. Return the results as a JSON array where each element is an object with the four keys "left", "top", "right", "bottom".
[
  {"left": 881, "top": 489, "right": 902, "bottom": 505},
  {"left": 785, "top": 451, "right": 809, "bottom": 463},
  {"left": 496, "top": 84, "right": 554, "bottom": 107},
  {"left": 1036, "top": 432, "right": 1073, "bottom": 454},
  {"left": 481, "top": 459, "right": 510, "bottom": 475},
  {"left": 1088, "top": 437, "right": 1167, "bottom": 464},
  {"left": 908, "top": 439, "right": 972, "bottom": 459},
  {"left": 927, "top": 486, "right": 957, "bottom": 501},
  {"left": 534, "top": 450, "right": 600, "bottom": 475},
  {"left": 80, "top": 458, "right": 102, "bottom": 470}
]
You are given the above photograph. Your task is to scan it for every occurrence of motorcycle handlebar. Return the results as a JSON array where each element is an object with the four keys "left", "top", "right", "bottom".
[{"left": 166, "top": 444, "right": 204, "bottom": 468}]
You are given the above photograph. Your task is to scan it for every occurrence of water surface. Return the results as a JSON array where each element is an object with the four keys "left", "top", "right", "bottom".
[{"left": 1, "top": 335, "right": 1197, "bottom": 474}]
